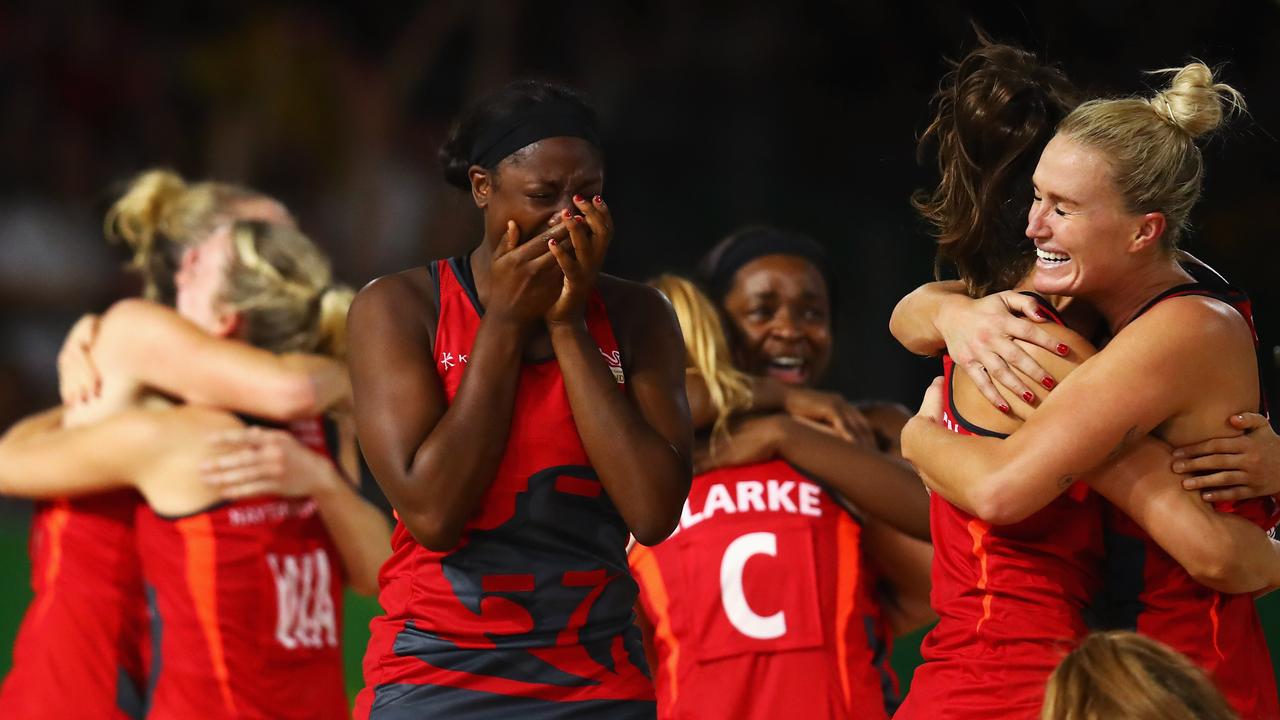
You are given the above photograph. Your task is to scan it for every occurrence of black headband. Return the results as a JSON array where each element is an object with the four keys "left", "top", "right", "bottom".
[
  {"left": 698, "top": 226, "right": 838, "bottom": 308},
  {"left": 468, "top": 101, "right": 600, "bottom": 169}
]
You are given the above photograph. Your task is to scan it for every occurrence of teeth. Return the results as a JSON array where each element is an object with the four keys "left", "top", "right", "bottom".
[
  {"left": 770, "top": 357, "right": 804, "bottom": 368},
  {"left": 1036, "top": 248, "right": 1070, "bottom": 263}
]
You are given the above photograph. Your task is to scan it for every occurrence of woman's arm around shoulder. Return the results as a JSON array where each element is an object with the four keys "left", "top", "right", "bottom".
[
  {"left": 903, "top": 320, "right": 1097, "bottom": 524},
  {"left": 1089, "top": 437, "right": 1280, "bottom": 595},
  {"left": 91, "top": 298, "right": 349, "bottom": 421}
]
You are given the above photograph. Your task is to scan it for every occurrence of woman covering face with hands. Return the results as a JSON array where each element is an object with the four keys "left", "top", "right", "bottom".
[{"left": 348, "top": 80, "right": 691, "bottom": 719}]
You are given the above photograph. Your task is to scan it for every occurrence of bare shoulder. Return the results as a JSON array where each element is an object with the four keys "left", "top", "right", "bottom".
[
  {"left": 597, "top": 274, "right": 679, "bottom": 333},
  {"left": 99, "top": 297, "right": 187, "bottom": 342},
  {"left": 352, "top": 267, "right": 435, "bottom": 317},
  {"left": 105, "top": 404, "right": 243, "bottom": 449},
  {"left": 597, "top": 274, "right": 671, "bottom": 315},
  {"left": 349, "top": 266, "right": 438, "bottom": 339},
  {"left": 596, "top": 274, "right": 681, "bottom": 369},
  {"left": 1114, "top": 294, "right": 1254, "bottom": 371}
]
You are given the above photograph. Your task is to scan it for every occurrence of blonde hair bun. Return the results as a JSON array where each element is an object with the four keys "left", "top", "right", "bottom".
[{"left": 1148, "top": 61, "right": 1245, "bottom": 138}]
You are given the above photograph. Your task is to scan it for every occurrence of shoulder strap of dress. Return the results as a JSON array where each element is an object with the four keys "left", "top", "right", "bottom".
[{"left": 1017, "top": 291, "right": 1066, "bottom": 327}]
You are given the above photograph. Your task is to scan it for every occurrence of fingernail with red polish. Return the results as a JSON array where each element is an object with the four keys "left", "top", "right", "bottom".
[
  {"left": 562, "top": 209, "right": 572, "bottom": 218},
  {"left": 1022, "top": 391, "right": 1035, "bottom": 404},
  {"left": 1042, "top": 377, "right": 1056, "bottom": 390},
  {"left": 593, "top": 195, "right": 603, "bottom": 205},
  {"left": 999, "top": 404, "right": 1011, "bottom": 414},
  {"left": 573, "top": 194, "right": 584, "bottom": 203},
  {"left": 573, "top": 215, "right": 583, "bottom": 223},
  {"left": 1056, "top": 343, "right": 1069, "bottom": 356}
]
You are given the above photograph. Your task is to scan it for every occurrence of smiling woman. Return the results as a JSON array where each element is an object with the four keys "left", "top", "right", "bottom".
[{"left": 900, "top": 62, "right": 1280, "bottom": 720}]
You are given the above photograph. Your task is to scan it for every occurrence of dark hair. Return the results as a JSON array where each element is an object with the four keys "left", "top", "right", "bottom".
[
  {"left": 912, "top": 35, "right": 1080, "bottom": 297},
  {"left": 696, "top": 225, "right": 837, "bottom": 313},
  {"left": 438, "top": 79, "right": 600, "bottom": 191}
]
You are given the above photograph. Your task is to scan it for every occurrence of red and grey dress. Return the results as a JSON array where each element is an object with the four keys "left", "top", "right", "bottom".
[{"left": 355, "top": 257, "right": 655, "bottom": 718}]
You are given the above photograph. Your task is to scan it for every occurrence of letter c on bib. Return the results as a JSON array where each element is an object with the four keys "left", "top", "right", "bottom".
[{"left": 719, "top": 531, "right": 786, "bottom": 639}]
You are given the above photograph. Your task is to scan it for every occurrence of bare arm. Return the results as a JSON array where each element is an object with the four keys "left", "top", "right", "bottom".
[
  {"left": 1089, "top": 438, "right": 1280, "bottom": 594},
  {"left": 890, "top": 282, "right": 1067, "bottom": 409},
  {"left": 861, "top": 518, "right": 936, "bottom": 635},
  {"left": 889, "top": 280, "right": 969, "bottom": 356},
  {"left": 550, "top": 283, "right": 693, "bottom": 545},
  {"left": 0, "top": 407, "right": 156, "bottom": 498},
  {"left": 901, "top": 307, "right": 1210, "bottom": 525},
  {"left": 350, "top": 228, "right": 563, "bottom": 551},
  {"left": 699, "top": 414, "right": 930, "bottom": 540},
  {"left": 201, "top": 425, "right": 391, "bottom": 595},
  {"left": 92, "top": 299, "right": 349, "bottom": 421},
  {"left": 686, "top": 371, "right": 874, "bottom": 446}
]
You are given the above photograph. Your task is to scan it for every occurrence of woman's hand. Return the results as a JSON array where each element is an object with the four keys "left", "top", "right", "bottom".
[
  {"left": 905, "top": 377, "right": 947, "bottom": 494},
  {"left": 486, "top": 220, "right": 565, "bottom": 329},
  {"left": 1173, "top": 413, "right": 1280, "bottom": 502},
  {"left": 915, "top": 376, "right": 946, "bottom": 425},
  {"left": 57, "top": 314, "right": 102, "bottom": 405},
  {"left": 695, "top": 415, "right": 788, "bottom": 474},
  {"left": 200, "top": 426, "right": 343, "bottom": 500},
  {"left": 781, "top": 386, "right": 875, "bottom": 446},
  {"left": 546, "top": 195, "right": 611, "bottom": 326},
  {"left": 937, "top": 291, "right": 1068, "bottom": 410}
]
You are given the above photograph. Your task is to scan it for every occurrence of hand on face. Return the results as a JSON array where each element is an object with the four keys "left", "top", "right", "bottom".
[
  {"left": 545, "top": 195, "right": 612, "bottom": 326},
  {"left": 485, "top": 220, "right": 566, "bottom": 328}
]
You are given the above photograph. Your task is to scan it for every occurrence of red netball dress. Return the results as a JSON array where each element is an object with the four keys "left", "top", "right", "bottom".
[
  {"left": 137, "top": 416, "right": 348, "bottom": 720},
  {"left": 0, "top": 491, "right": 149, "bottom": 719},
  {"left": 630, "top": 458, "right": 898, "bottom": 720},
  {"left": 354, "top": 257, "right": 655, "bottom": 719},
  {"left": 896, "top": 295, "right": 1107, "bottom": 720},
  {"left": 1097, "top": 263, "right": 1279, "bottom": 720}
]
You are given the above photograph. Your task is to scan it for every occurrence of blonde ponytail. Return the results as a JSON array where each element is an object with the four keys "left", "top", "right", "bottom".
[
  {"left": 104, "top": 168, "right": 265, "bottom": 302},
  {"left": 317, "top": 286, "right": 355, "bottom": 359},
  {"left": 222, "top": 221, "right": 350, "bottom": 359},
  {"left": 104, "top": 169, "right": 188, "bottom": 300},
  {"left": 648, "top": 274, "right": 753, "bottom": 447}
]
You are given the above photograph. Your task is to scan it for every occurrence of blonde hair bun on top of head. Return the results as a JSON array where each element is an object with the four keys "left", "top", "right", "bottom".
[{"left": 1147, "top": 61, "right": 1246, "bottom": 139}]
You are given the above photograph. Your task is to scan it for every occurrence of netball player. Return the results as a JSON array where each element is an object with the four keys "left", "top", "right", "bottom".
[
  {"left": 899, "top": 62, "right": 1280, "bottom": 719},
  {"left": 631, "top": 272, "right": 930, "bottom": 719},
  {"left": 0, "top": 219, "right": 368, "bottom": 719},
  {"left": 348, "top": 80, "right": 691, "bottom": 718},
  {"left": 0, "top": 170, "right": 367, "bottom": 720}
]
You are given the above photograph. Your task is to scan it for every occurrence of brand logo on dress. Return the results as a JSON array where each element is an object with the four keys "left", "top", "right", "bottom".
[
  {"left": 266, "top": 549, "right": 338, "bottom": 650},
  {"left": 599, "top": 348, "right": 624, "bottom": 384},
  {"left": 439, "top": 351, "right": 469, "bottom": 370}
]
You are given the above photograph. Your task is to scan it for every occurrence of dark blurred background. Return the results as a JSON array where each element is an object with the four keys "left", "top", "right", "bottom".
[{"left": 2, "top": 0, "right": 1278, "bottom": 700}]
